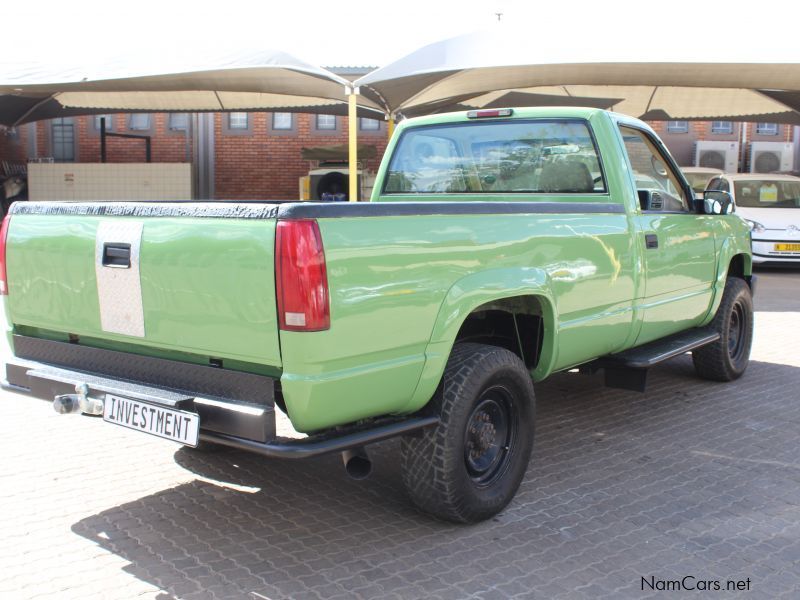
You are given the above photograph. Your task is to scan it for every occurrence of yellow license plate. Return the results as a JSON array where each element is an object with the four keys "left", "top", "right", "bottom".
[{"left": 775, "top": 243, "right": 800, "bottom": 252}]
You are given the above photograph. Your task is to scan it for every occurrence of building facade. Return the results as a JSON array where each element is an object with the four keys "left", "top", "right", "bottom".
[
  {"left": 649, "top": 120, "right": 799, "bottom": 173},
  {"left": 1, "top": 110, "right": 389, "bottom": 200},
  {"left": 3, "top": 112, "right": 799, "bottom": 202}
]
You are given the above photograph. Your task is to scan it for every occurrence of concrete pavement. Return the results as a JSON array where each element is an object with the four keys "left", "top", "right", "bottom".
[{"left": 1, "top": 268, "right": 798, "bottom": 599}]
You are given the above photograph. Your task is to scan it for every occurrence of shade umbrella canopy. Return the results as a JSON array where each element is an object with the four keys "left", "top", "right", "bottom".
[
  {"left": 0, "top": 48, "right": 384, "bottom": 126},
  {"left": 355, "top": 28, "right": 800, "bottom": 121}
]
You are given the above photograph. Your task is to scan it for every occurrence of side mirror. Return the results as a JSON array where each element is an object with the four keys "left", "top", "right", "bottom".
[{"left": 702, "top": 190, "right": 734, "bottom": 215}]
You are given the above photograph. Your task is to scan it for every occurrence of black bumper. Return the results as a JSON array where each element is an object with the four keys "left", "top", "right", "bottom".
[
  {"left": 4, "top": 335, "right": 438, "bottom": 457},
  {"left": 6, "top": 333, "right": 277, "bottom": 443}
]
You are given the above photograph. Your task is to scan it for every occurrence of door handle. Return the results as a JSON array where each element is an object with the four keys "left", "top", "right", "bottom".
[
  {"left": 102, "top": 243, "right": 131, "bottom": 268},
  {"left": 645, "top": 234, "right": 659, "bottom": 249}
]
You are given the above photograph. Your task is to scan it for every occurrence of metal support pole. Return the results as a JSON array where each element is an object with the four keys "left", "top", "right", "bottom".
[
  {"left": 740, "top": 122, "right": 748, "bottom": 172},
  {"left": 387, "top": 114, "right": 395, "bottom": 139},
  {"left": 100, "top": 117, "right": 106, "bottom": 163},
  {"left": 347, "top": 86, "right": 359, "bottom": 202},
  {"left": 793, "top": 125, "right": 800, "bottom": 172}
]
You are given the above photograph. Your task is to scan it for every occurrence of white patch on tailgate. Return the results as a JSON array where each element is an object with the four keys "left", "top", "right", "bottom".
[{"left": 95, "top": 220, "right": 145, "bottom": 337}]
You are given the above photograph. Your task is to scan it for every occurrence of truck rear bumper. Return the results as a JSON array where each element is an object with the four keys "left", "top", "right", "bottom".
[
  {"left": 4, "top": 353, "right": 276, "bottom": 443},
  {"left": 4, "top": 335, "right": 438, "bottom": 458}
]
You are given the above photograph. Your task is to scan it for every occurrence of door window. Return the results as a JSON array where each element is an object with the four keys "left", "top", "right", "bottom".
[{"left": 619, "top": 126, "right": 690, "bottom": 212}]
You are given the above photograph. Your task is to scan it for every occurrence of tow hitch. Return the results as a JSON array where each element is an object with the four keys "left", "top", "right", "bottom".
[{"left": 53, "top": 383, "right": 104, "bottom": 415}]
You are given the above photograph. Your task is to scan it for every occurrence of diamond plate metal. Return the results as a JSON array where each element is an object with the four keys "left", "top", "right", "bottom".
[{"left": 11, "top": 335, "right": 275, "bottom": 408}]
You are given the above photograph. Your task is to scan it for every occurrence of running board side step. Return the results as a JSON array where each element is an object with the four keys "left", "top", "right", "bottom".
[{"left": 587, "top": 327, "right": 720, "bottom": 392}]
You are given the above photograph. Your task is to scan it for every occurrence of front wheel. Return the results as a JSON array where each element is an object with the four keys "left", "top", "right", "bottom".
[
  {"left": 401, "top": 343, "right": 535, "bottom": 523},
  {"left": 693, "top": 277, "right": 754, "bottom": 381}
]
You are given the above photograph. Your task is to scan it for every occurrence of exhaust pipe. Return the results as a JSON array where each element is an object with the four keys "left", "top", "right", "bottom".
[{"left": 341, "top": 447, "right": 372, "bottom": 480}]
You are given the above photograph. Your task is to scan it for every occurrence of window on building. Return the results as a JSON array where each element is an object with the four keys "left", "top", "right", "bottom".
[
  {"left": 711, "top": 121, "right": 733, "bottom": 134},
  {"left": 316, "top": 114, "right": 336, "bottom": 130},
  {"left": 168, "top": 113, "right": 189, "bottom": 131},
  {"left": 51, "top": 118, "right": 75, "bottom": 162},
  {"left": 666, "top": 121, "right": 689, "bottom": 133},
  {"left": 129, "top": 114, "right": 151, "bottom": 131},
  {"left": 756, "top": 123, "right": 779, "bottom": 135},
  {"left": 272, "top": 113, "right": 293, "bottom": 130},
  {"left": 93, "top": 115, "right": 113, "bottom": 131},
  {"left": 228, "top": 113, "right": 249, "bottom": 130},
  {"left": 359, "top": 118, "right": 380, "bottom": 131}
]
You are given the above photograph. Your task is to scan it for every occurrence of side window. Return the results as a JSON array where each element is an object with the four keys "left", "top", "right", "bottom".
[{"left": 619, "top": 125, "right": 690, "bottom": 212}]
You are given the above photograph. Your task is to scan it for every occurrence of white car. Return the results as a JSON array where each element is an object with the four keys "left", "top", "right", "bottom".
[
  {"left": 682, "top": 167, "right": 724, "bottom": 200},
  {"left": 706, "top": 173, "right": 800, "bottom": 264}
]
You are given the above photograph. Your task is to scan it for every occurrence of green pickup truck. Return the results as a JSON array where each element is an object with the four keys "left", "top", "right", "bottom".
[{"left": 1, "top": 107, "right": 754, "bottom": 522}]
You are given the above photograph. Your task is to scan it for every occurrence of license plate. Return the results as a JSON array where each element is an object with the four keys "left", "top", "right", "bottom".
[
  {"left": 103, "top": 394, "right": 199, "bottom": 447},
  {"left": 775, "top": 243, "right": 800, "bottom": 252}
]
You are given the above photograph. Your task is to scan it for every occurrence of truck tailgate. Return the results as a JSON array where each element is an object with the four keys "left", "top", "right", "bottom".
[{"left": 5, "top": 207, "right": 282, "bottom": 370}]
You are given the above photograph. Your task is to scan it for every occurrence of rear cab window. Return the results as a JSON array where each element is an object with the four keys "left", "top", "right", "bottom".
[{"left": 383, "top": 120, "right": 607, "bottom": 195}]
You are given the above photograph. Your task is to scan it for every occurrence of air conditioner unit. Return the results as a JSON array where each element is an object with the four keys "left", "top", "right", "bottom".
[
  {"left": 299, "top": 166, "right": 363, "bottom": 201},
  {"left": 749, "top": 142, "right": 794, "bottom": 173},
  {"left": 695, "top": 141, "right": 739, "bottom": 173}
]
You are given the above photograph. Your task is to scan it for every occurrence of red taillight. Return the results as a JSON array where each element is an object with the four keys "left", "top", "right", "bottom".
[
  {"left": 0, "top": 215, "right": 10, "bottom": 295},
  {"left": 275, "top": 219, "right": 330, "bottom": 332}
]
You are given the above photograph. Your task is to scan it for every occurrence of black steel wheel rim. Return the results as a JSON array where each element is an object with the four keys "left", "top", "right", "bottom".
[
  {"left": 728, "top": 301, "right": 746, "bottom": 361},
  {"left": 464, "top": 385, "right": 516, "bottom": 486}
]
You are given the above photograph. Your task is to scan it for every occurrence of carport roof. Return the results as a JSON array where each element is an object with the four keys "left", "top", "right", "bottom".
[
  {"left": 0, "top": 49, "right": 384, "bottom": 126},
  {"left": 354, "top": 29, "right": 800, "bottom": 123}
]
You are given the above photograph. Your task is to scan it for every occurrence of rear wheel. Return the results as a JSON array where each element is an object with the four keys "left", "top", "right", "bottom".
[
  {"left": 693, "top": 277, "right": 753, "bottom": 381},
  {"left": 401, "top": 343, "right": 535, "bottom": 523}
]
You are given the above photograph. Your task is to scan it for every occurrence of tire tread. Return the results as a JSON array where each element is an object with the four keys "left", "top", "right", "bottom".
[
  {"left": 401, "top": 343, "right": 534, "bottom": 522},
  {"left": 693, "top": 277, "right": 753, "bottom": 381}
]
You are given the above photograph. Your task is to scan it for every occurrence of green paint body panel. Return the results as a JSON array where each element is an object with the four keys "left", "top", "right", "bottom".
[
  {"left": 4, "top": 108, "right": 752, "bottom": 434},
  {"left": 6, "top": 215, "right": 281, "bottom": 367}
]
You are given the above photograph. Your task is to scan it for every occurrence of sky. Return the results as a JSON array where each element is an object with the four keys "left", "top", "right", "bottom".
[{"left": 3, "top": 0, "right": 786, "bottom": 70}]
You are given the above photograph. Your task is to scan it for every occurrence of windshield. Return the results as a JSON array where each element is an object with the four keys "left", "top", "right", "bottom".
[
  {"left": 684, "top": 172, "right": 717, "bottom": 193},
  {"left": 734, "top": 180, "right": 800, "bottom": 208},
  {"left": 383, "top": 120, "right": 606, "bottom": 194}
]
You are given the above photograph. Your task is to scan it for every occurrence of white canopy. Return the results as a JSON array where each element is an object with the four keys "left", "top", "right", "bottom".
[
  {"left": 0, "top": 48, "right": 384, "bottom": 126},
  {"left": 355, "top": 28, "right": 800, "bottom": 122}
]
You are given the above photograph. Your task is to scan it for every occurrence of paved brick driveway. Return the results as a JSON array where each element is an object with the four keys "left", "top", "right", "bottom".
[{"left": 1, "top": 270, "right": 798, "bottom": 599}]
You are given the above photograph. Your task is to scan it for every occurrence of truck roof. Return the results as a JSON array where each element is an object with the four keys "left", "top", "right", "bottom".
[
  {"left": 397, "top": 106, "right": 654, "bottom": 135},
  {"left": 401, "top": 106, "right": 609, "bottom": 125}
]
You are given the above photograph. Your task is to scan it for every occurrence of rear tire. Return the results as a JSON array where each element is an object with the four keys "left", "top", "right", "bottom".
[
  {"left": 401, "top": 343, "right": 535, "bottom": 523},
  {"left": 693, "top": 277, "right": 753, "bottom": 381}
]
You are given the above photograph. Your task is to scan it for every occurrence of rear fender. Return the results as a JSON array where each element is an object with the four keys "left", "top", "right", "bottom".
[{"left": 404, "top": 267, "right": 558, "bottom": 412}]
